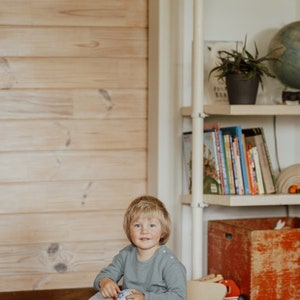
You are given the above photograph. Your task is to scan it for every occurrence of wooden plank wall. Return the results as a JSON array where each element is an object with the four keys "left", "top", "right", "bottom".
[{"left": 0, "top": 0, "right": 148, "bottom": 292}]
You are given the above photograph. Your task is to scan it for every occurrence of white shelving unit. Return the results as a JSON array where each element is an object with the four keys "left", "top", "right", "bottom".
[
  {"left": 181, "top": 104, "right": 300, "bottom": 207},
  {"left": 184, "top": 0, "right": 300, "bottom": 279},
  {"left": 182, "top": 104, "right": 300, "bottom": 277},
  {"left": 182, "top": 193, "right": 300, "bottom": 207},
  {"left": 181, "top": 104, "right": 300, "bottom": 116}
]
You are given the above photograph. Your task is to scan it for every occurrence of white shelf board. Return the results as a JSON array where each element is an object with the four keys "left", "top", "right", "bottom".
[
  {"left": 181, "top": 104, "right": 300, "bottom": 116},
  {"left": 181, "top": 194, "right": 300, "bottom": 207}
]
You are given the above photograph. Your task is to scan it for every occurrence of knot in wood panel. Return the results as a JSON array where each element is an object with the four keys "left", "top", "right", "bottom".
[
  {"left": 54, "top": 262, "right": 68, "bottom": 273},
  {"left": 47, "top": 243, "right": 60, "bottom": 256},
  {"left": 98, "top": 89, "right": 113, "bottom": 111}
]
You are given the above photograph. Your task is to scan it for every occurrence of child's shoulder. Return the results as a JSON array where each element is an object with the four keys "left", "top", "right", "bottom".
[
  {"left": 159, "top": 245, "right": 174, "bottom": 254},
  {"left": 158, "top": 245, "right": 179, "bottom": 261},
  {"left": 118, "top": 244, "right": 136, "bottom": 256},
  {"left": 158, "top": 245, "right": 186, "bottom": 270},
  {"left": 112, "top": 244, "right": 137, "bottom": 263}
]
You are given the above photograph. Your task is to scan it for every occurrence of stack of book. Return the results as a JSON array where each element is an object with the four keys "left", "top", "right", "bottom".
[{"left": 183, "top": 124, "right": 276, "bottom": 195}]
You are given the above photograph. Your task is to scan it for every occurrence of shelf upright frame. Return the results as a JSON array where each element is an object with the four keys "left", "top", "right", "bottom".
[{"left": 191, "top": 0, "right": 205, "bottom": 279}]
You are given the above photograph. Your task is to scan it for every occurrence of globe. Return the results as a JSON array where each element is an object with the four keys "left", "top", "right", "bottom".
[{"left": 269, "top": 21, "right": 300, "bottom": 89}]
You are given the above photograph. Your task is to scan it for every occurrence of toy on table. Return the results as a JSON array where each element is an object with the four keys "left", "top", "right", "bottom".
[{"left": 113, "top": 289, "right": 133, "bottom": 300}]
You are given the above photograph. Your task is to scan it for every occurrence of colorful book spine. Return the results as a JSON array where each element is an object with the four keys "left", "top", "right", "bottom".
[
  {"left": 214, "top": 129, "right": 225, "bottom": 194},
  {"left": 254, "top": 134, "right": 275, "bottom": 194},
  {"left": 229, "top": 135, "right": 239, "bottom": 195},
  {"left": 222, "top": 133, "right": 235, "bottom": 195},
  {"left": 232, "top": 136, "right": 245, "bottom": 195},
  {"left": 220, "top": 126, "right": 250, "bottom": 195},
  {"left": 260, "top": 127, "right": 277, "bottom": 193},
  {"left": 246, "top": 146, "right": 259, "bottom": 195},
  {"left": 242, "top": 128, "right": 276, "bottom": 194},
  {"left": 185, "top": 125, "right": 276, "bottom": 197},
  {"left": 251, "top": 146, "right": 265, "bottom": 194},
  {"left": 217, "top": 129, "right": 229, "bottom": 194},
  {"left": 203, "top": 130, "right": 222, "bottom": 194},
  {"left": 243, "top": 133, "right": 253, "bottom": 194}
]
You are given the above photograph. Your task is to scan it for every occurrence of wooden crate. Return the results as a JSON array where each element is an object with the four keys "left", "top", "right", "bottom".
[{"left": 208, "top": 217, "right": 300, "bottom": 300}]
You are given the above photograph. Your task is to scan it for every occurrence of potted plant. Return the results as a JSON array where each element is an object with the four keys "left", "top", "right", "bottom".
[{"left": 209, "top": 37, "right": 278, "bottom": 104}]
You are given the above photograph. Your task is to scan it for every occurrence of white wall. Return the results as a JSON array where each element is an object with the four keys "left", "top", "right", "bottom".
[{"left": 149, "top": 0, "right": 300, "bottom": 279}]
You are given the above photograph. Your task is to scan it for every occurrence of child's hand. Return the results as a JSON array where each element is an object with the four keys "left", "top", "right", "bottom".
[
  {"left": 99, "top": 277, "right": 121, "bottom": 298},
  {"left": 125, "top": 289, "right": 145, "bottom": 300}
]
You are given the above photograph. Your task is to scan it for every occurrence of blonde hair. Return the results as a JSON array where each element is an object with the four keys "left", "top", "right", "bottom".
[{"left": 123, "top": 195, "right": 171, "bottom": 245}]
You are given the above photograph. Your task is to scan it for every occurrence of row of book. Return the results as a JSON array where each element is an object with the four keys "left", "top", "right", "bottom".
[{"left": 182, "top": 124, "right": 277, "bottom": 195}]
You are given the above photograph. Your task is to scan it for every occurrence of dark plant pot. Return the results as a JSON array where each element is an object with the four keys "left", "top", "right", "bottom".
[{"left": 226, "top": 74, "right": 259, "bottom": 105}]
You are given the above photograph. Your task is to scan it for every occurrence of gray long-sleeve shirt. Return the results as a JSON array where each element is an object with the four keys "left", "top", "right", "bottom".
[{"left": 93, "top": 244, "right": 186, "bottom": 300}]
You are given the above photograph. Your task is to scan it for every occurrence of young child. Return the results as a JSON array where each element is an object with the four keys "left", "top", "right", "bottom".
[{"left": 90, "top": 195, "right": 186, "bottom": 300}]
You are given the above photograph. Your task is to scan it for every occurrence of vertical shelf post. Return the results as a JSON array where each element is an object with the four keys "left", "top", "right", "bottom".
[{"left": 191, "top": 0, "right": 205, "bottom": 279}]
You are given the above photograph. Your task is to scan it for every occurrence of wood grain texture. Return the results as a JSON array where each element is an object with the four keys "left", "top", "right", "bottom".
[
  {"left": 0, "top": 57, "right": 147, "bottom": 89},
  {"left": 0, "top": 119, "right": 146, "bottom": 151},
  {"left": 0, "top": 0, "right": 148, "bottom": 292},
  {"left": 0, "top": 215, "right": 128, "bottom": 289},
  {"left": 208, "top": 218, "right": 300, "bottom": 300},
  {"left": 0, "top": 89, "right": 147, "bottom": 119},
  {"left": 0, "top": 150, "right": 146, "bottom": 182},
  {"left": 0, "top": 240, "right": 128, "bottom": 275},
  {"left": 0, "top": 180, "right": 146, "bottom": 214},
  {"left": 0, "top": 27, "right": 147, "bottom": 57},
  {"left": 0, "top": 0, "right": 147, "bottom": 27},
  {"left": 1, "top": 211, "right": 126, "bottom": 245},
  {"left": 251, "top": 228, "right": 300, "bottom": 300}
]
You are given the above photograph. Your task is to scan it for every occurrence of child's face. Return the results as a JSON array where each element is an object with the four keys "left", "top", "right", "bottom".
[{"left": 129, "top": 215, "right": 163, "bottom": 251}]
